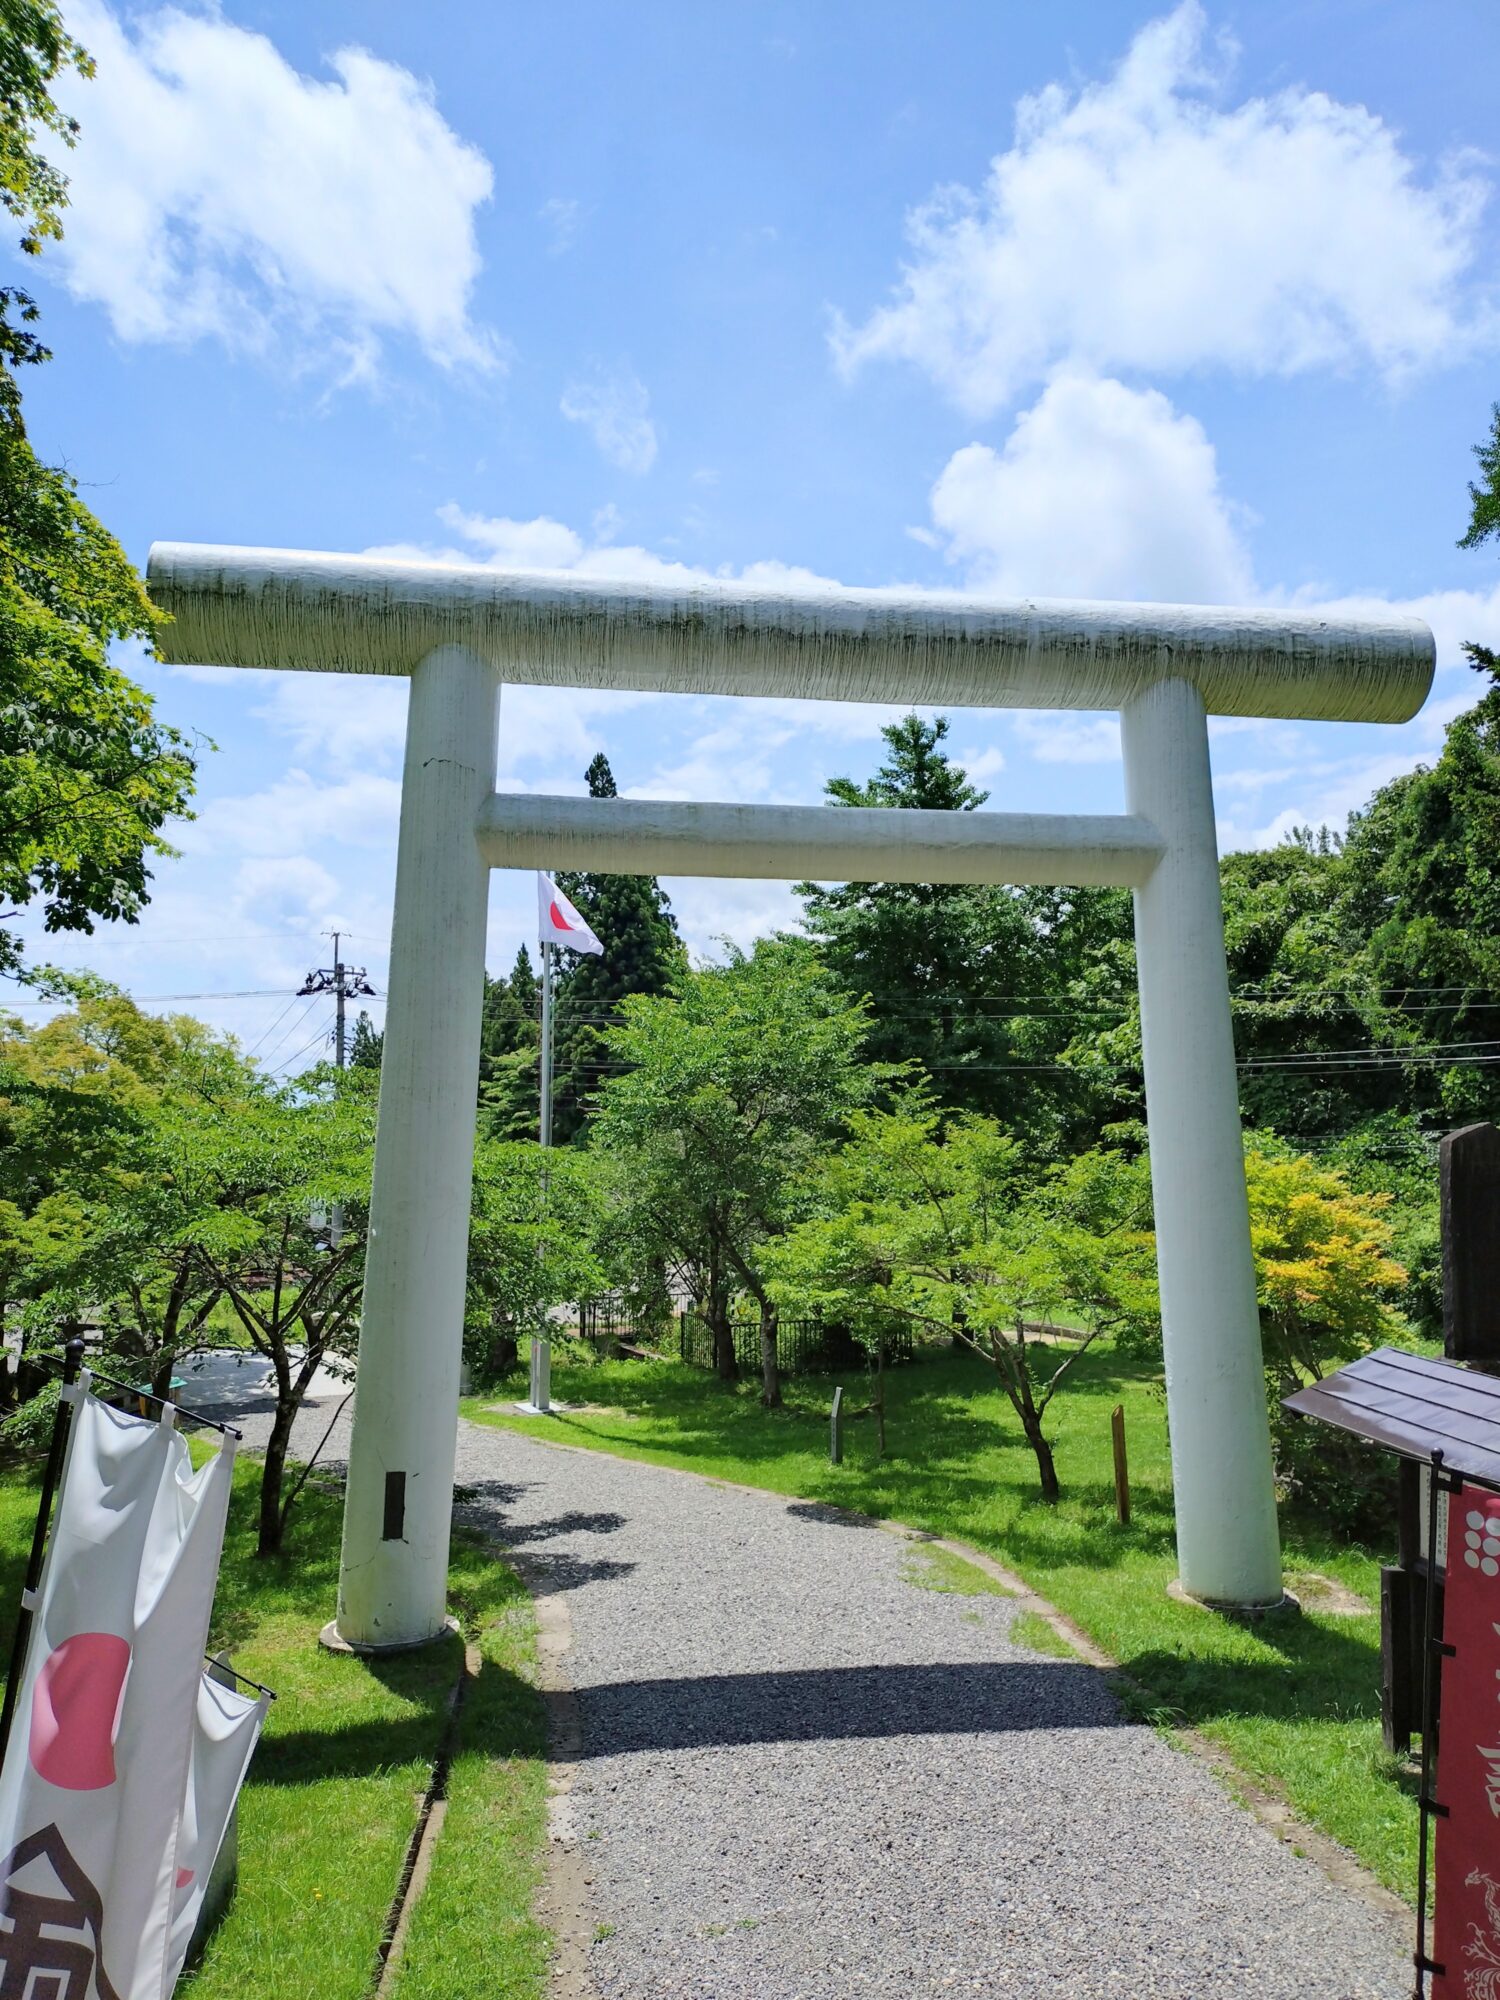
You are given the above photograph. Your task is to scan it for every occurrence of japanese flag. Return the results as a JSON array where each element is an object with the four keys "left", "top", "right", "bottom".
[{"left": 538, "top": 873, "right": 603, "bottom": 956}]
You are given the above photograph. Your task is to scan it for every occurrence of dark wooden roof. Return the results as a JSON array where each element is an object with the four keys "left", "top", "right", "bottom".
[{"left": 1284, "top": 1347, "right": 1500, "bottom": 1487}]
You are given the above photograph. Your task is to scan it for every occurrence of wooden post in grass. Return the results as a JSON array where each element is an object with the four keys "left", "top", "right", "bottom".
[
  {"left": 1111, "top": 1404, "right": 1130, "bottom": 1525},
  {"left": 830, "top": 1385, "right": 844, "bottom": 1466}
]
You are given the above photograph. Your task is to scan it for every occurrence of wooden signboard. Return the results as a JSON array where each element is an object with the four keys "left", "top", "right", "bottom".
[
  {"left": 1432, "top": 1482, "right": 1500, "bottom": 1994},
  {"left": 1442, "top": 1123, "right": 1500, "bottom": 1367}
]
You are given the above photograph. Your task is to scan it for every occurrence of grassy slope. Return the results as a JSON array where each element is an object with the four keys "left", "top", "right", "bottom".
[
  {"left": 0, "top": 1454, "right": 547, "bottom": 1998},
  {"left": 466, "top": 1346, "right": 1416, "bottom": 1898}
]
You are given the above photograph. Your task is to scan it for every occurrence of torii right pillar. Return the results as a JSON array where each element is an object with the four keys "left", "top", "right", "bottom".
[{"left": 1123, "top": 677, "right": 1283, "bottom": 1608}]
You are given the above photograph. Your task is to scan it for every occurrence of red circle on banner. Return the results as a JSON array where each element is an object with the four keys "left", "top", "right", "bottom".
[{"left": 29, "top": 1631, "right": 130, "bottom": 1790}]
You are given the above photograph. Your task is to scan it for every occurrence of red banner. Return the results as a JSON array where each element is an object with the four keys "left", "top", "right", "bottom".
[{"left": 1435, "top": 1483, "right": 1500, "bottom": 1996}]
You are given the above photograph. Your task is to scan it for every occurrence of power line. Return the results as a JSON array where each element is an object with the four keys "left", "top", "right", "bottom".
[
  {"left": 0, "top": 988, "right": 292, "bottom": 1008},
  {"left": 254, "top": 996, "right": 325, "bottom": 1073},
  {"left": 265, "top": 1027, "right": 334, "bottom": 1078},
  {"left": 242, "top": 992, "right": 308, "bottom": 1062}
]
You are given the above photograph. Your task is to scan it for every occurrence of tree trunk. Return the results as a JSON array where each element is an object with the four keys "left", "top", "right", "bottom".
[
  {"left": 1021, "top": 1412, "right": 1060, "bottom": 1504},
  {"left": 708, "top": 1245, "right": 737, "bottom": 1381},
  {"left": 872, "top": 1338, "right": 886, "bottom": 1458},
  {"left": 711, "top": 1298, "right": 737, "bottom": 1380},
  {"left": 257, "top": 1397, "right": 297, "bottom": 1556},
  {"left": 758, "top": 1298, "right": 781, "bottom": 1410}
]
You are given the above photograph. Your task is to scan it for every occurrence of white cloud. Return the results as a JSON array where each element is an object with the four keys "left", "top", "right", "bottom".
[
  {"left": 193, "top": 770, "right": 404, "bottom": 858},
  {"left": 51, "top": 1, "right": 498, "bottom": 374},
  {"left": 953, "top": 744, "right": 1006, "bottom": 783},
  {"left": 1013, "top": 715, "right": 1123, "bottom": 767},
  {"left": 1216, "top": 747, "right": 1436, "bottom": 854},
  {"left": 834, "top": 0, "right": 1489, "bottom": 415},
  {"left": 251, "top": 675, "right": 408, "bottom": 773},
  {"left": 560, "top": 369, "right": 658, "bottom": 473},
  {"left": 1285, "top": 583, "right": 1500, "bottom": 676},
  {"left": 231, "top": 857, "right": 343, "bottom": 934},
  {"left": 663, "top": 877, "right": 805, "bottom": 961},
  {"left": 928, "top": 372, "right": 1254, "bottom": 601},
  {"left": 433, "top": 504, "right": 584, "bottom": 569},
  {"left": 538, "top": 195, "right": 584, "bottom": 256},
  {"left": 365, "top": 503, "right": 857, "bottom": 594}
]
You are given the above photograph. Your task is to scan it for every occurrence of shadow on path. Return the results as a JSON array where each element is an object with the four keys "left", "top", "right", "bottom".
[{"left": 572, "top": 1658, "right": 1123, "bottom": 1758}]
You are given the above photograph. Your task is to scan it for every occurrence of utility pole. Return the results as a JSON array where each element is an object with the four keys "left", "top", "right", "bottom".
[
  {"left": 299, "top": 933, "right": 376, "bottom": 1247},
  {"left": 298, "top": 932, "right": 376, "bottom": 1069}
]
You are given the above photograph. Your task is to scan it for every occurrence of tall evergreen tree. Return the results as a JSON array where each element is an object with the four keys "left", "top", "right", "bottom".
[
  {"left": 550, "top": 753, "right": 684, "bottom": 1140},
  {"left": 796, "top": 714, "right": 1105, "bottom": 1148},
  {"left": 478, "top": 945, "right": 541, "bottom": 1139},
  {"left": 348, "top": 1010, "right": 383, "bottom": 1070}
]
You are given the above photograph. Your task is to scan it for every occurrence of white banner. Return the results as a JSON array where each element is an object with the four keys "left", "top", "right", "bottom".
[{"left": 0, "top": 1388, "right": 267, "bottom": 1999}]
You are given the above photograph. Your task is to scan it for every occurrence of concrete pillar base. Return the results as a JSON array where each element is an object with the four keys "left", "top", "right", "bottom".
[
  {"left": 319, "top": 1615, "right": 460, "bottom": 1658},
  {"left": 1166, "top": 1578, "right": 1300, "bottom": 1620}
]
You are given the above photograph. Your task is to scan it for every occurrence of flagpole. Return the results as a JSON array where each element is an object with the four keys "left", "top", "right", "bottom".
[
  {"left": 529, "top": 938, "right": 554, "bottom": 1412},
  {"left": 540, "top": 939, "right": 554, "bottom": 1149}
]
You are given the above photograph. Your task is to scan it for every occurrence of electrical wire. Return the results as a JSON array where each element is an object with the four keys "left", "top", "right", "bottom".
[
  {"left": 241, "top": 992, "right": 307, "bottom": 1062},
  {"left": 253, "top": 997, "right": 325, "bottom": 1073},
  {"left": 265, "top": 1027, "right": 333, "bottom": 1078},
  {"left": 0, "top": 987, "right": 293, "bottom": 1008}
]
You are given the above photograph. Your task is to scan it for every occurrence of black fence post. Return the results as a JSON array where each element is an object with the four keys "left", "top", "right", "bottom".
[{"left": 0, "top": 1337, "right": 85, "bottom": 1769}]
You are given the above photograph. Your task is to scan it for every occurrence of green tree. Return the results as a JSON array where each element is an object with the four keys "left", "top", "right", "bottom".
[
  {"left": 797, "top": 714, "right": 1114, "bottom": 1147},
  {"left": 0, "top": 4, "right": 196, "bottom": 977},
  {"left": 189, "top": 1065, "right": 375, "bottom": 1554},
  {"left": 551, "top": 752, "right": 683, "bottom": 1140},
  {"left": 0, "top": 984, "right": 215, "bottom": 1337},
  {"left": 1246, "top": 1140, "right": 1410, "bottom": 1531},
  {"left": 477, "top": 945, "right": 540, "bottom": 1139},
  {"left": 466, "top": 1138, "right": 608, "bottom": 1376},
  {"left": 1460, "top": 401, "right": 1500, "bottom": 675},
  {"left": 0, "top": 1, "right": 90, "bottom": 367},
  {"left": 1340, "top": 689, "right": 1500, "bottom": 1125},
  {"left": 348, "top": 1009, "right": 383, "bottom": 1069},
  {"left": 1244, "top": 1145, "right": 1405, "bottom": 1395},
  {"left": 24, "top": 1026, "right": 257, "bottom": 1400},
  {"left": 590, "top": 938, "right": 875, "bottom": 1405},
  {"left": 770, "top": 1108, "right": 1158, "bottom": 1500}
]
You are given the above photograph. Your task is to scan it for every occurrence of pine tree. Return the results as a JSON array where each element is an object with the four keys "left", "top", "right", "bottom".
[
  {"left": 552, "top": 752, "right": 684, "bottom": 1140},
  {"left": 349, "top": 1010, "right": 383, "bottom": 1069},
  {"left": 797, "top": 713, "right": 1102, "bottom": 1148},
  {"left": 478, "top": 945, "right": 541, "bottom": 1139}
]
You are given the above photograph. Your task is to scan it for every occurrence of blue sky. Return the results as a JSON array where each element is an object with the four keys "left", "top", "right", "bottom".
[{"left": 8, "top": 0, "right": 1500, "bottom": 1062}]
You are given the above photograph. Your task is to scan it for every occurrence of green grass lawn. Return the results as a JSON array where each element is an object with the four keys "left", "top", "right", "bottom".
[
  {"left": 465, "top": 1344, "right": 1416, "bottom": 1899},
  {"left": 0, "top": 1452, "right": 548, "bottom": 1998}
]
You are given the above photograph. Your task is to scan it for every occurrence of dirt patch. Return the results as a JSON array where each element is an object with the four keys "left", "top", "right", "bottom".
[{"left": 1285, "top": 1570, "right": 1374, "bottom": 1616}]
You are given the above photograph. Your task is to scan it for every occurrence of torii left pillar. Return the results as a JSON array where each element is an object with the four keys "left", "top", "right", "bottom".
[{"left": 329, "top": 645, "right": 497, "bottom": 1650}]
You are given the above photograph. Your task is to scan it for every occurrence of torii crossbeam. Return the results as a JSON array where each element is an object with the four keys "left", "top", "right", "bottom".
[{"left": 149, "top": 543, "right": 1434, "bottom": 1644}]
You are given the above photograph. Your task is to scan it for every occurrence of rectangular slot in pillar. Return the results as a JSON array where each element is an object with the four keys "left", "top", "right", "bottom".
[{"left": 382, "top": 1470, "right": 406, "bottom": 1542}]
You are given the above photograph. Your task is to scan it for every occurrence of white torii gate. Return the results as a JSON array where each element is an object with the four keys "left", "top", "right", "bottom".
[{"left": 148, "top": 543, "right": 1434, "bottom": 1648}]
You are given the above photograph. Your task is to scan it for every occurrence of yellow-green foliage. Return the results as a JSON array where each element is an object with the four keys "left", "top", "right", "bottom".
[{"left": 1244, "top": 1147, "right": 1406, "bottom": 1386}]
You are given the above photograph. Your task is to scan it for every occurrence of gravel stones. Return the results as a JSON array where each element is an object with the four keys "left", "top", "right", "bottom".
[{"left": 206, "top": 1375, "right": 1411, "bottom": 1999}]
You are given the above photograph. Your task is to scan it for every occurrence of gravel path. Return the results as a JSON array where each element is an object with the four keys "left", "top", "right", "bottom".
[{"left": 203, "top": 1363, "right": 1411, "bottom": 2000}]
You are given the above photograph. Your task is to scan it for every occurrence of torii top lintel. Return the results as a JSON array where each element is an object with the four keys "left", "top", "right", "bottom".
[{"left": 146, "top": 542, "right": 1434, "bottom": 725}]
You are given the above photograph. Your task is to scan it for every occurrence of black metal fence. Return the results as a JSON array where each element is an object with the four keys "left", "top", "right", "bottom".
[
  {"left": 676, "top": 1313, "right": 912, "bottom": 1377},
  {"left": 570, "top": 1296, "right": 914, "bottom": 1376}
]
